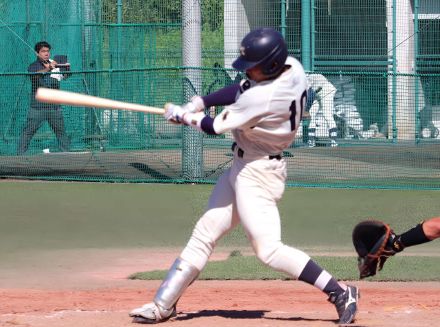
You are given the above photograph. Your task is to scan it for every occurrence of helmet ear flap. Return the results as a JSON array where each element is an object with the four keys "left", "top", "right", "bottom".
[
  {"left": 265, "top": 61, "right": 279, "bottom": 74},
  {"left": 261, "top": 43, "right": 288, "bottom": 77},
  {"left": 263, "top": 58, "right": 281, "bottom": 76}
]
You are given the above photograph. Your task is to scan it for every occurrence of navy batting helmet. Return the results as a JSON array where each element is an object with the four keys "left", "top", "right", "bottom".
[{"left": 232, "top": 27, "right": 288, "bottom": 77}]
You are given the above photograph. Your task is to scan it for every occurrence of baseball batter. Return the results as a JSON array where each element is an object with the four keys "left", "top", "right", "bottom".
[{"left": 130, "top": 28, "right": 359, "bottom": 324}]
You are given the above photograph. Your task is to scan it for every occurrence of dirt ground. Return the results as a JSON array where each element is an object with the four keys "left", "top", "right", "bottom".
[{"left": 0, "top": 248, "right": 439, "bottom": 327}]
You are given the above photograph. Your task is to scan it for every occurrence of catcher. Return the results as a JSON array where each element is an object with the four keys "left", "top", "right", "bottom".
[{"left": 352, "top": 217, "right": 440, "bottom": 279}]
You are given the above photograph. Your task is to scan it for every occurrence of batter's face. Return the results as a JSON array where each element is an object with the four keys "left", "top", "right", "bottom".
[
  {"left": 37, "top": 47, "right": 51, "bottom": 62},
  {"left": 246, "top": 65, "right": 266, "bottom": 82}
]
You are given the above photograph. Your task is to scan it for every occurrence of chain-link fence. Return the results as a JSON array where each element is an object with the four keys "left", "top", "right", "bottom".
[{"left": 0, "top": 0, "right": 439, "bottom": 188}]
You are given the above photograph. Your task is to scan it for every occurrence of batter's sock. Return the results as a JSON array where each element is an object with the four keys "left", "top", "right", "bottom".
[
  {"left": 298, "top": 259, "right": 344, "bottom": 296},
  {"left": 393, "top": 222, "right": 431, "bottom": 251}
]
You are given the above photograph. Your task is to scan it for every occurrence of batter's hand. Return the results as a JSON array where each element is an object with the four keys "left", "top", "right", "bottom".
[
  {"left": 164, "top": 103, "right": 187, "bottom": 124},
  {"left": 182, "top": 96, "right": 205, "bottom": 113}
]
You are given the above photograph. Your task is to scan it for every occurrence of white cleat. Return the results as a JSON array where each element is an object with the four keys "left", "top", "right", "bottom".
[{"left": 129, "top": 302, "right": 176, "bottom": 324}]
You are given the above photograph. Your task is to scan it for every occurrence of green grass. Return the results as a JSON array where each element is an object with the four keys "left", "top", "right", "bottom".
[
  {"left": 0, "top": 181, "right": 438, "bottom": 281},
  {"left": 129, "top": 253, "right": 440, "bottom": 282}
]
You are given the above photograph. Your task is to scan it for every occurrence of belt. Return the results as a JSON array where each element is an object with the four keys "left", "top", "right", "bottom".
[{"left": 231, "top": 142, "right": 282, "bottom": 160}]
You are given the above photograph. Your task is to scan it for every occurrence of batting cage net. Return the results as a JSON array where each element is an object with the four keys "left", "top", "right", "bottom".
[{"left": 0, "top": 0, "right": 440, "bottom": 189}]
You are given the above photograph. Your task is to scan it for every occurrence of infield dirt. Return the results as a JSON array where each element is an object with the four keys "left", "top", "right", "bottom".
[{"left": 0, "top": 248, "right": 439, "bottom": 327}]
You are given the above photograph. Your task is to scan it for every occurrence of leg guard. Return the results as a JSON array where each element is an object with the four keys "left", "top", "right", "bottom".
[
  {"left": 129, "top": 258, "right": 199, "bottom": 323},
  {"left": 154, "top": 257, "right": 200, "bottom": 310}
]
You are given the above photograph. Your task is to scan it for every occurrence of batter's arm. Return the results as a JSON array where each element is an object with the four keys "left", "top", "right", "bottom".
[
  {"left": 176, "top": 91, "right": 262, "bottom": 135},
  {"left": 168, "top": 80, "right": 254, "bottom": 135},
  {"left": 201, "top": 79, "right": 252, "bottom": 108},
  {"left": 165, "top": 94, "right": 258, "bottom": 136},
  {"left": 202, "top": 83, "right": 241, "bottom": 108}
]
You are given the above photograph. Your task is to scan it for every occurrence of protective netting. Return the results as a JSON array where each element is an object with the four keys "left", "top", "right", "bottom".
[{"left": 0, "top": 0, "right": 439, "bottom": 189}]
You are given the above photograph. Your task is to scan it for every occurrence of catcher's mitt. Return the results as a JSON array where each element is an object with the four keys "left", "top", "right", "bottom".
[{"left": 352, "top": 220, "right": 400, "bottom": 279}]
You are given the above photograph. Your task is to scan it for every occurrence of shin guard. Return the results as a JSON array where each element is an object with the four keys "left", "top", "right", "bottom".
[{"left": 154, "top": 258, "right": 199, "bottom": 310}]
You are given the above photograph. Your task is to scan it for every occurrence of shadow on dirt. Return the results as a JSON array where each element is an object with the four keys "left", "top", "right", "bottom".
[{"left": 175, "top": 309, "right": 336, "bottom": 323}]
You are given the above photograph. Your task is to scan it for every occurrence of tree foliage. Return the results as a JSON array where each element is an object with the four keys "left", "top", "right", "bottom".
[{"left": 101, "top": 0, "right": 223, "bottom": 31}]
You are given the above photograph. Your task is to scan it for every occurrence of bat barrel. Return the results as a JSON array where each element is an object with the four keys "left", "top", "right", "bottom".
[{"left": 35, "top": 88, "right": 165, "bottom": 115}]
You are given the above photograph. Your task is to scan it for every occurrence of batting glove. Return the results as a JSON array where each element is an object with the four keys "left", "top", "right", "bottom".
[
  {"left": 182, "top": 96, "right": 205, "bottom": 113},
  {"left": 164, "top": 103, "right": 187, "bottom": 124}
]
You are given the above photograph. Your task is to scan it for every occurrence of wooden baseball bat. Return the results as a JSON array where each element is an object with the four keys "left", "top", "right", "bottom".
[{"left": 35, "top": 87, "right": 165, "bottom": 115}]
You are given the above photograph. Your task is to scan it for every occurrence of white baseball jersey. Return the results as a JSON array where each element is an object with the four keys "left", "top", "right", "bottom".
[{"left": 213, "top": 56, "right": 308, "bottom": 156}]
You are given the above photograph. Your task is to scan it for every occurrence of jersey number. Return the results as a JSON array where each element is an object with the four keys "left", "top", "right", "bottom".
[{"left": 289, "top": 90, "right": 307, "bottom": 131}]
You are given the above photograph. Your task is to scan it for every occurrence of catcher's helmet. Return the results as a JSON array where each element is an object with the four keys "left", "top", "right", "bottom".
[{"left": 232, "top": 27, "right": 288, "bottom": 77}]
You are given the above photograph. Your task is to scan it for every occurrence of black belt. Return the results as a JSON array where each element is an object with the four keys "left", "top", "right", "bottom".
[{"left": 231, "top": 142, "right": 282, "bottom": 160}]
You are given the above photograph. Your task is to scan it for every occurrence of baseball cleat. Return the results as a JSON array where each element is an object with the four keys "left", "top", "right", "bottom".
[
  {"left": 328, "top": 285, "right": 359, "bottom": 324},
  {"left": 129, "top": 302, "right": 176, "bottom": 324}
]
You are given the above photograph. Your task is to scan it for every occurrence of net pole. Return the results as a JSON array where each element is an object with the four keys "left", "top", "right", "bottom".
[
  {"left": 301, "top": 0, "right": 312, "bottom": 71},
  {"left": 182, "top": 0, "right": 203, "bottom": 180}
]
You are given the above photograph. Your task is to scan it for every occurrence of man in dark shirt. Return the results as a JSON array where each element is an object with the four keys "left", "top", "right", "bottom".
[{"left": 17, "top": 41, "right": 70, "bottom": 155}]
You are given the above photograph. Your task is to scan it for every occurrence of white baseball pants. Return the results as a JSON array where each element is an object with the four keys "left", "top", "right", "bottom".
[{"left": 180, "top": 154, "right": 310, "bottom": 279}]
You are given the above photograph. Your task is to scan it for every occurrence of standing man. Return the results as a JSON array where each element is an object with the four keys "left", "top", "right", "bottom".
[
  {"left": 307, "top": 73, "right": 338, "bottom": 147},
  {"left": 17, "top": 41, "right": 70, "bottom": 155},
  {"left": 130, "top": 28, "right": 359, "bottom": 325}
]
